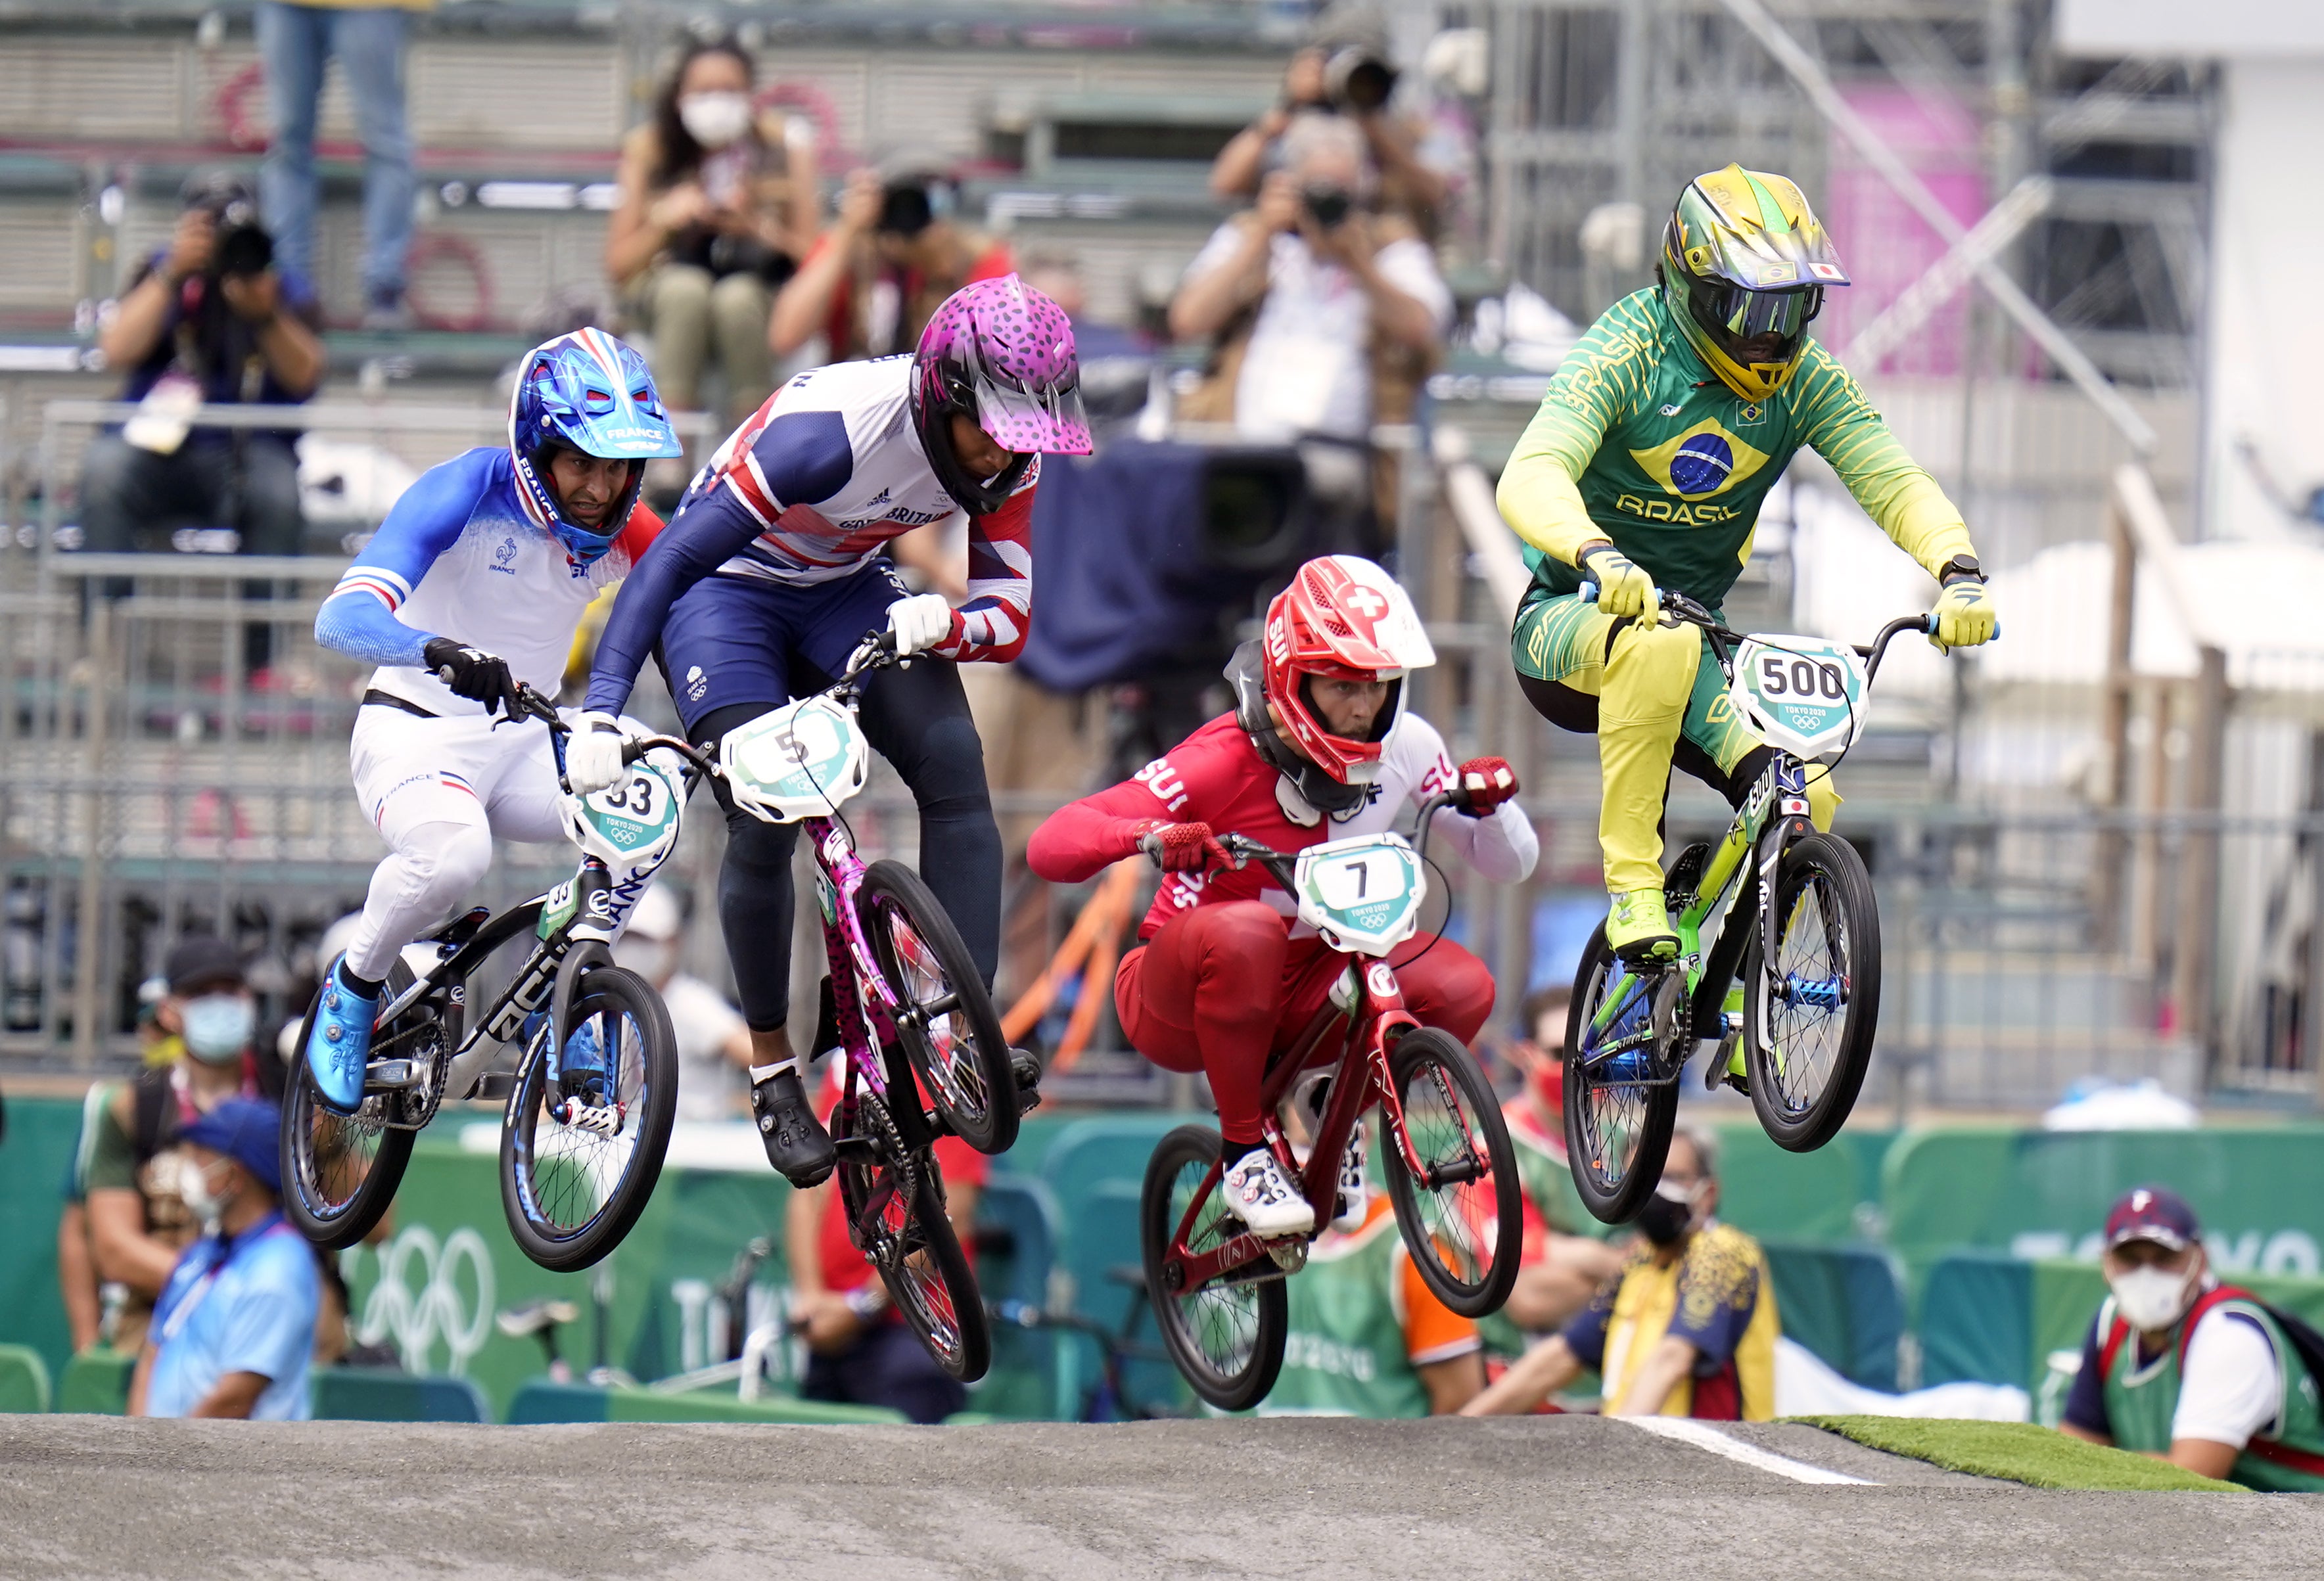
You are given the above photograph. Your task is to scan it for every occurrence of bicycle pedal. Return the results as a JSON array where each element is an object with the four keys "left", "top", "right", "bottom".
[
  {"left": 1010, "top": 1047, "right": 1043, "bottom": 1115},
  {"left": 1266, "top": 1239, "right": 1310, "bottom": 1273}
]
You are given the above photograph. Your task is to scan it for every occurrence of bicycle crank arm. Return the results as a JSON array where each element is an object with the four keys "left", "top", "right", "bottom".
[{"left": 363, "top": 1057, "right": 429, "bottom": 1089}]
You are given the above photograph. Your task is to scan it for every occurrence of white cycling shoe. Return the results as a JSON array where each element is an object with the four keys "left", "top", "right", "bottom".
[
  {"left": 1219, "top": 1147, "right": 1316, "bottom": 1239},
  {"left": 1332, "top": 1127, "right": 1368, "bottom": 1233}
]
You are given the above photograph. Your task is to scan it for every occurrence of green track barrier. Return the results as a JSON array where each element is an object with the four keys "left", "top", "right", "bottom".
[
  {"left": 56, "top": 1348, "right": 133, "bottom": 1415},
  {"left": 1761, "top": 1241, "right": 1905, "bottom": 1392},
  {"left": 1918, "top": 1250, "right": 2033, "bottom": 1388},
  {"left": 312, "top": 1367, "right": 490, "bottom": 1423},
  {"left": 505, "top": 1379, "right": 904, "bottom": 1425},
  {"left": 1883, "top": 1125, "right": 2324, "bottom": 1294},
  {"left": 0, "top": 1097, "right": 87, "bottom": 1386},
  {"left": 0, "top": 1342, "right": 53, "bottom": 1413}
]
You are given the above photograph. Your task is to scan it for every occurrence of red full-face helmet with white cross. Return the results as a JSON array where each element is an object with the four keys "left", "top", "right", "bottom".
[{"left": 1255, "top": 556, "right": 1437, "bottom": 809}]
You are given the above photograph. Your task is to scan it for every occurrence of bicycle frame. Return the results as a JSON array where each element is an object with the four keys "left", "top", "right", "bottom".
[
  {"left": 804, "top": 812, "right": 935, "bottom": 1152},
  {"left": 1159, "top": 794, "right": 1479, "bottom": 1297}
]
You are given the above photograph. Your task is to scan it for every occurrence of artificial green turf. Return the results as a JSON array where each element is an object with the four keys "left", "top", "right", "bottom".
[{"left": 1788, "top": 1417, "right": 2244, "bottom": 1492}]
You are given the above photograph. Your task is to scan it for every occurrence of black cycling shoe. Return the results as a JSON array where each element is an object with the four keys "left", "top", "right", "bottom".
[
  {"left": 1010, "top": 1047, "right": 1042, "bottom": 1116},
  {"left": 750, "top": 1068, "right": 837, "bottom": 1187}
]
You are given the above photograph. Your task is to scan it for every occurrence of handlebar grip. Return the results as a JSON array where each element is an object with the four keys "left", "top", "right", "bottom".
[
  {"left": 1922, "top": 612, "right": 2004, "bottom": 641},
  {"left": 620, "top": 738, "right": 651, "bottom": 766},
  {"left": 1578, "top": 581, "right": 1597, "bottom": 603}
]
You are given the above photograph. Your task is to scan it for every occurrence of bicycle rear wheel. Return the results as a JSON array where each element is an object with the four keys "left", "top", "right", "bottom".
[
  {"left": 859, "top": 859, "right": 1019, "bottom": 1155},
  {"left": 1140, "top": 1123, "right": 1287, "bottom": 1412},
  {"left": 501, "top": 965, "right": 678, "bottom": 1272},
  {"left": 1744, "top": 831, "right": 1881, "bottom": 1152},
  {"left": 1562, "top": 925, "right": 1679, "bottom": 1225},
  {"left": 835, "top": 1091, "right": 990, "bottom": 1383},
  {"left": 281, "top": 959, "right": 419, "bottom": 1250},
  {"left": 1380, "top": 1028, "right": 1522, "bottom": 1318}
]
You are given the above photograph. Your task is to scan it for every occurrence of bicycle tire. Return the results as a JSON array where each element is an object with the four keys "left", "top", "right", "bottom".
[
  {"left": 1380, "top": 1028, "right": 1522, "bottom": 1318},
  {"left": 1744, "top": 830, "right": 1882, "bottom": 1153},
  {"left": 1562, "top": 925, "right": 1679, "bottom": 1225},
  {"left": 281, "top": 959, "right": 419, "bottom": 1250},
  {"left": 835, "top": 1091, "right": 990, "bottom": 1382},
  {"left": 500, "top": 965, "right": 678, "bottom": 1272},
  {"left": 858, "top": 859, "right": 1019, "bottom": 1155},
  {"left": 1140, "top": 1123, "right": 1286, "bottom": 1412}
]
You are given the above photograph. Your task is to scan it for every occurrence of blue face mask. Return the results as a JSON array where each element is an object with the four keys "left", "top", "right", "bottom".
[{"left": 180, "top": 994, "right": 255, "bottom": 1063}]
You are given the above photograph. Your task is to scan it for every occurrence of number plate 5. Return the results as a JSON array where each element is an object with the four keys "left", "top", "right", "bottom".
[
  {"left": 1293, "top": 833, "right": 1426, "bottom": 957},
  {"left": 1729, "top": 635, "right": 1869, "bottom": 760}
]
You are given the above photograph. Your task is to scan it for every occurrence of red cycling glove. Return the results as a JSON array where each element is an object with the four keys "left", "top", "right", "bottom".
[
  {"left": 1455, "top": 757, "right": 1519, "bottom": 817},
  {"left": 1138, "top": 821, "right": 1228, "bottom": 873}
]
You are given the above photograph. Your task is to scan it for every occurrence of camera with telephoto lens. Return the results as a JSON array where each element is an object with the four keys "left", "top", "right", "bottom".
[
  {"left": 180, "top": 170, "right": 274, "bottom": 280},
  {"left": 1322, "top": 47, "right": 1397, "bottom": 114},
  {"left": 1301, "top": 184, "right": 1354, "bottom": 230}
]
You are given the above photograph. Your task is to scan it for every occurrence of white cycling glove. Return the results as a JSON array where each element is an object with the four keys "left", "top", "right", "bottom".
[
  {"left": 565, "top": 711, "right": 632, "bottom": 796},
  {"left": 887, "top": 593, "right": 956, "bottom": 658}
]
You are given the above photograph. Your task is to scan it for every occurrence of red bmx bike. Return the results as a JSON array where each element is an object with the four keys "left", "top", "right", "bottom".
[{"left": 1138, "top": 790, "right": 1522, "bottom": 1410}]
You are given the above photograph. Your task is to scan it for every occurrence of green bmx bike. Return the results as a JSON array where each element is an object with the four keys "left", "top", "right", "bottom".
[{"left": 1562, "top": 585, "right": 1977, "bottom": 1222}]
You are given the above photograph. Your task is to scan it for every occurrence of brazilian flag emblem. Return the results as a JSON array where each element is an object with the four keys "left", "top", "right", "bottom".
[{"left": 1629, "top": 419, "right": 1775, "bottom": 501}]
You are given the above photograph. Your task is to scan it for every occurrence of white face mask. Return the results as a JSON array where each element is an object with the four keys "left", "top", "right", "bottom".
[
  {"left": 177, "top": 1157, "right": 236, "bottom": 1228},
  {"left": 179, "top": 992, "right": 255, "bottom": 1063},
  {"left": 2110, "top": 1262, "right": 2198, "bottom": 1332},
  {"left": 678, "top": 92, "right": 753, "bottom": 151}
]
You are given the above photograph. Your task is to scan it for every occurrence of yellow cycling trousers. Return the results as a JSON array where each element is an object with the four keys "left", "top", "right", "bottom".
[{"left": 1511, "top": 591, "right": 1838, "bottom": 894}]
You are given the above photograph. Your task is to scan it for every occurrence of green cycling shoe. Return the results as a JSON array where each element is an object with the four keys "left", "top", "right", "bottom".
[{"left": 1606, "top": 888, "right": 1680, "bottom": 965}]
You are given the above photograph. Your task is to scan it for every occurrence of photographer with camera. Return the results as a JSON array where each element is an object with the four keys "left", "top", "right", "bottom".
[
  {"left": 1169, "top": 112, "right": 1448, "bottom": 550},
  {"left": 607, "top": 37, "right": 817, "bottom": 435},
  {"left": 81, "top": 172, "right": 325, "bottom": 674},
  {"left": 1209, "top": 5, "right": 1447, "bottom": 235},
  {"left": 767, "top": 158, "right": 1014, "bottom": 364}
]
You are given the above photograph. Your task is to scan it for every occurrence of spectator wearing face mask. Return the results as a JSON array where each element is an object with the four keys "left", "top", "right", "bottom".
[
  {"left": 607, "top": 37, "right": 816, "bottom": 435},
  {"left": 2059, "top": 1186, "right": 2324, "bottom": 1490},
  {"left": 1477, "top": 986, "right": 1625, "bottom": 1373},
  {"left": 610, "top": 886, "right": 753, "bottom": 1122},
  {"left": 1461, "top": 1124, "right": 1780, "bottom": 1419},
  {"left": 129, "top": 1098, "right": 319, "bottom": 1421},
  {"left": 78, "top": 937, "right": 284, "bottom": 1354}
]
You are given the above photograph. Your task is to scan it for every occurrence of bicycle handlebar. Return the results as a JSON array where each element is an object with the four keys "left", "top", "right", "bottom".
[
  {"left": 1573, "top": 582, "right": 1996, "bottom": 686},
  {"left": 1189, "top": 789, "right": 1467, "bottom": 886}
]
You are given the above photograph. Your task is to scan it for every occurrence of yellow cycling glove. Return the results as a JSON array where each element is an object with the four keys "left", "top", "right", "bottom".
[
  {"left": 1578, "top": 543, "right": 1661, "bottom": 627},
  {"left": 1930, "top": 576, "right": 1997, "bottom": 651}
]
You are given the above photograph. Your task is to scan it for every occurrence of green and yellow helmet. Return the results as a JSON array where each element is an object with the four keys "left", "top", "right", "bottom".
[{"left": 1658, "top": 163, "right": 1849, "bottom": 402}]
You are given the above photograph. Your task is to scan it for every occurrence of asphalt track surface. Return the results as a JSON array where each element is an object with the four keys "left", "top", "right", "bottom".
[{"left": 5, "top": 1414, "right": 2320, "bottom": 1580}]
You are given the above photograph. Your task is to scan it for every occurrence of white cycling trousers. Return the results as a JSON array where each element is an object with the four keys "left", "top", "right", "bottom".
[{"left": 342, "top": 703, "right": 636, "bottom": 983}]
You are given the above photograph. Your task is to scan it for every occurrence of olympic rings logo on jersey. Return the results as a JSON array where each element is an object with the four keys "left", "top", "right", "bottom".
[{"left": 348, "top": 1224, "right": 496, "bottom": 1376}]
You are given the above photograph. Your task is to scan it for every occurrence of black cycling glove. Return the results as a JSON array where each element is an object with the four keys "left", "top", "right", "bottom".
[{"left": 422, "top": 637, "right": 524, "bottom": 720}]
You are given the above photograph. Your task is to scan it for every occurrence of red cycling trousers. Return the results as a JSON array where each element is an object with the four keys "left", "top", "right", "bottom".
[{"left": 1113, "top": 900, "right": 1496, "bottom": 1147}]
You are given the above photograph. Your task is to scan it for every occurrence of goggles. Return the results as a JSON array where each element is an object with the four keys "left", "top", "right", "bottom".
[{"left": 1691, "top": 278, "right": 1824, "bottom": 344}]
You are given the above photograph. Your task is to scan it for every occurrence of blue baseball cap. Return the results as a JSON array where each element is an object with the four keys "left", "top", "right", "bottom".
[
  {"left": 179, "top": 1097, "right": 283, "bottom": 1195},
  {"left": 2104, "top": 1184, "right": 2201, "bottom": 1252}
]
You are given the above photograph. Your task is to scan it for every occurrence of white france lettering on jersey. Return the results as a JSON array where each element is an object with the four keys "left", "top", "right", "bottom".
[{"left": 1134, "top": 757, "right": 1189, "bottom": 813}]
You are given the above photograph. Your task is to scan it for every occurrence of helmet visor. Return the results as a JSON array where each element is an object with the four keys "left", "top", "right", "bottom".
[
  {"left": 971, "top": 372, "right": 1094, "bottom": 457},
  {"left": 1690, "top": 279, "right": 1822, "bottom": 344}
]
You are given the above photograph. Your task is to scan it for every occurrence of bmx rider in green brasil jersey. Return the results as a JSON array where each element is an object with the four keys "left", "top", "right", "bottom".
[{"left": 1496, "top": 162, "right": 1999, "bottom": 1063}]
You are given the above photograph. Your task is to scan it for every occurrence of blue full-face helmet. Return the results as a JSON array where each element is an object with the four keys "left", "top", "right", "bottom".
[{"left": 507, "top": 329, "right": 683, "bottom": 562}]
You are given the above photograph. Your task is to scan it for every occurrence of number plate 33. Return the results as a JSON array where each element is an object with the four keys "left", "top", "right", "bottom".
[
  {"left": 561, "top": 750, "right": 687, "bottom": 875},
  {"left": 1293, "top": 833, "right": 1426, "bottom": 957},
  {"left": 1729, "top": 635, "right": 1869, "bottom": 760}
]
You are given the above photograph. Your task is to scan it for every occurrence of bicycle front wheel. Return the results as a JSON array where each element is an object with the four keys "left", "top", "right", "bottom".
[
  {"left": 1562, "top": 925, "right": 1679, "bottom": 1225},
  {"left": 835, "top": 1091, "right": 990, "bottom": 1383},
  {"left": 501, "top": 965, "right": 678, "bottom": 1272},
  {"left": 859, "top": 860, "right": 1018, "bottom": 1155},
  {"left": 281, "top": 959, "right": 418, "bottom": 1250},
  {"left": 1140, "top": 1123, "right": 1286, "bottom": 1413},
  {"left": 1381, "top": 1029, "right": 1522, "bottom": 1318},
  {"left": 1744, "top": 830, "right": 1881, "bottom": 1152}
]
